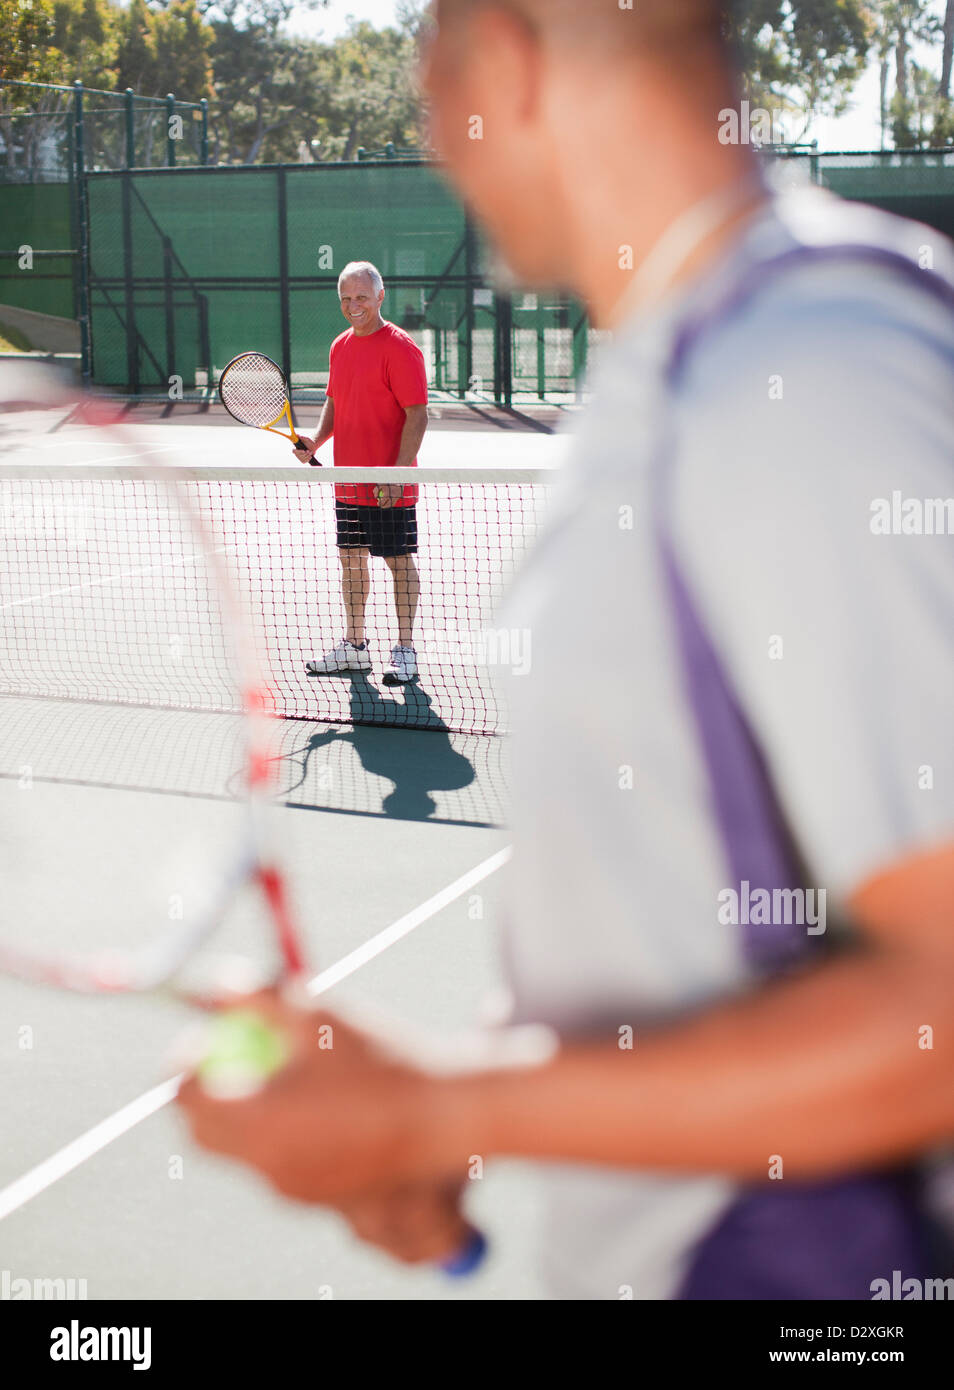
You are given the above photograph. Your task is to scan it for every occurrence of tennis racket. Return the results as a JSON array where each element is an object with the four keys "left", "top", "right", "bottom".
[
  {"left": 218, "top": 352, "right": 312, "bottom": 456},
  {"left": 0, "top": 360, "right": 485, "bottom": 1277}
]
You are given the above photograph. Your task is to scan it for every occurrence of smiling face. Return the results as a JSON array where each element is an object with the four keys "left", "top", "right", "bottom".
[{"left": 339, "top": 272, "right": 386, "bottom": 336}]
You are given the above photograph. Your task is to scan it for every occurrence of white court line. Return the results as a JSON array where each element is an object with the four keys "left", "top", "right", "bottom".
[
  {"left": 0, "top": 846, "right": 511, "bottom": 1224},
  {"left": 0, "top": 1082, "right": 179, "bottom": 1223},
  {"left": 2, "top": 443, "right": 183, "bottom": 466},
  {"left": 305, "top": 847, "right": 511, "bottom": 997}
]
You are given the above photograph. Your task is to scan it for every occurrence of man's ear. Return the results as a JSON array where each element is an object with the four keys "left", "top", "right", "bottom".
[{"left": 468, "top": 5, "right": 544, "bottom": 126}]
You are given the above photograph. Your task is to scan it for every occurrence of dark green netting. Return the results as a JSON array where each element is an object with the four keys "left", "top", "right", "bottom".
[
  {"left": 815, "top": 153, "right": 954, "bottom": 240},
  {"left": 17, "top": 149, "right": 954, "bottom": 393},
  {"left": 0, "top": 182, "right": 75, "bottom": 319},
  {"left": 85, "top": 164, "right": 590, "bottom": 397}
]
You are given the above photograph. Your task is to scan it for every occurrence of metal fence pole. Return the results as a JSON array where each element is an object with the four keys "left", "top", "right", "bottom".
[
  {"left": 460, "top": 216, "right": 476, "bottom": 397},
  {"left": 200, "top": 99, "right": 209, "bottom": 166},
  {"left": 493, "top": 293, "right": 513, "bottom": 407},
  {"left": 166, "top": 93, "right": 176, "bottom": 168},
  {"left": 277, "top": 166, "right": 292, "bottom": 384},
  {"left": 72, "top": 81, "right": 92, "bottom": 386},
  {"left": 162, "top": 235, "right": 176, "bottom": 384},
  {"left": 572, "top": 307, "right": 588, "bottom": 403},
  {"left": 125, "top": 88, "right": 135, "bottom": 169},
  {"left": 122, "top": 171, "right": 138, "bottom": 391}
]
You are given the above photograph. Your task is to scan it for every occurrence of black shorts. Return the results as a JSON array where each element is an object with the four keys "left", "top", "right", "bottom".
[{"left": 335, "top": 502, "right": 418, "bottom": 558}]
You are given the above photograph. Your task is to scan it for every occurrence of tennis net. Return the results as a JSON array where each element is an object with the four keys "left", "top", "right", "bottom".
[{"left": 0, "top": 465, "right": 552, "bottom": 737}]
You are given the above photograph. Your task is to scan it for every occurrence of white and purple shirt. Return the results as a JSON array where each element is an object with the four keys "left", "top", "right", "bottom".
[{"left": 499, "top": 184, "right": 954, "bottom": 1299}]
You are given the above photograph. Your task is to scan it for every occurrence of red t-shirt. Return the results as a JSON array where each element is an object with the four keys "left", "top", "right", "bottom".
[{"left": 327, "top": 321, "right": 427, "bottom": 507}]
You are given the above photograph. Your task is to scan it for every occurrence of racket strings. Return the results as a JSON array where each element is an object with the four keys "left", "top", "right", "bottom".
[{"left": 219, "top": 355, "right": 289, "bottom": 429}]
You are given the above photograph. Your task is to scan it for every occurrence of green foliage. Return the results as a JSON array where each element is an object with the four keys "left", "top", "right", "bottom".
[
  {"left": 6, "top": 0, "right": 954, "bottom": 161},
  {"left": 0, "top": 0, "right": 62, "bottom": 85},
  {"left": 726, "top": 1, "right": 872, "bottom": 134},
  {"left": 114, "top": 0, "right": 212, "bottom": 101},
  {"left": 49, "top": 0, "right": 119, "bottom": 85}
]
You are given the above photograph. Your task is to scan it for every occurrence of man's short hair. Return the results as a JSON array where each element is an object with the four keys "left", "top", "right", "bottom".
[{"left": 338, "top": 261, "right": 385, "bottom": 297}]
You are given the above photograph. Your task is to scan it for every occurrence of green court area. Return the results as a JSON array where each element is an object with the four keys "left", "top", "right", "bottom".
[{"left": 0, "top": 401, "right": 564, "bottom": 1299}]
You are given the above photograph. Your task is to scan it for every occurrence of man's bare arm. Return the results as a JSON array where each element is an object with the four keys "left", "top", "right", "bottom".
[
  {"left": 429, "top": 843, "right": 954, "bottom": 1181},
  {"left": 395, "top": 404, "right": 428, "bottom": 468},
  {"left": 293, "top": 397, "right": 335, "bottom": 462},
  {"left": 374, "top": 405, "right": 429, "bottom": 505},
  {"left": 178, "top": 844, "right": 954, "bottom": 1233}
]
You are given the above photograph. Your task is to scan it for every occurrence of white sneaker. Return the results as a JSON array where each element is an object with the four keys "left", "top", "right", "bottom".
[
  {"left": 305, "top": 640, "right": 371, "bottom": 676},
  {"left": 382, "top": 645, "right": 418, "bottom": 685}
]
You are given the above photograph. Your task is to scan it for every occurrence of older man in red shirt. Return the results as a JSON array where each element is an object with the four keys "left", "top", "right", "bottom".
[{"left": 295, "top": 260, "right": 429, "bottom": 686}]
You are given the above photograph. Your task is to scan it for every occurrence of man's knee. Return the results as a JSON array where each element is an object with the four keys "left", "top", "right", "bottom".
[{"left": 339, "top": 547, "right": 369, "bottom": 572}]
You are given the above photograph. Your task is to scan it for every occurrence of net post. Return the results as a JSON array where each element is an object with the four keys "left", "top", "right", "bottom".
[
  {"left": 277, "top": 166, "right": 292, "bottom": 384},
  {"left": 166, "top": 93, "right": 176, "bottom": 169},
  {"left": 73, "top": 81, "right": 92, "bottom": 388},
  {"left": 125, "top": 88, "right": 135, "bottom": 169}
]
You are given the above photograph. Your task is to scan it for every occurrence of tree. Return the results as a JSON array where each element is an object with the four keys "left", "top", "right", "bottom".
[
  {"left": 152, "top": 2, "right": 213, "bottom": 102},
  {"left": 942, "top": 0, "right": 954, "bottom": 94},
  {"left": 49, "top": 0, "right": 120, "bottom": 86},
  {"left": 205, "top": 9, "right": 424, "bottom": 165},
  {"left": 114, "top": 0, "right": 213, "bottom": 101},
  {"left": 312, "top": 20, "right": 423, "bottom": 162},
  {"left": 0, "top": 0, "right": 62, "bottom": 86},
  {"left": 726, "top": 1, "right": 872, "bottom": 140},
  {"left": 869, "top": 0, "right": 950, "bottom": 148}
]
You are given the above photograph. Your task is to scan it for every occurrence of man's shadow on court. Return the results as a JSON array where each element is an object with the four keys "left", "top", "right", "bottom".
[{"left": 275, "top": 674, "right": 477, "bottom": 822}]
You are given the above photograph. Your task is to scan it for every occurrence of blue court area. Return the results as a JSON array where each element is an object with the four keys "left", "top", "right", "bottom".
[{"left": 0, "top": 402, "right": 569, "bottom": 1299}]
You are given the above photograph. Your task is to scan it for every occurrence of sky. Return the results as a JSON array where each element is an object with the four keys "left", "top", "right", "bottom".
[
  {"left": 286, "top": 0, "right": 402, "bottom": 41},
  {"left": 286, "top": 0, "right": 946, "bottom": 154}
]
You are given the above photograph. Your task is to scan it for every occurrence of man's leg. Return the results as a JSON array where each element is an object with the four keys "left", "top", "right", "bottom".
[
  {"left": 383, "top": 553, "right": 420, "bottom": 648},
  {"left": 341, "top": 546, "right": 371, "bottom": 646}
]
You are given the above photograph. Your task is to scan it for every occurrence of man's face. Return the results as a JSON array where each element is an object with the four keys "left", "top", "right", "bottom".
[
  {"left": 422, "top": 2, "right": 563, "bottom": 287},
  {"left": 339, "top": 274, "right": 385, "bottom": 329}
]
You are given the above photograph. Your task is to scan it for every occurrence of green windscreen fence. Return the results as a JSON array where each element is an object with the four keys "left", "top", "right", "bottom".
[
  {"left": 1, "top": 80, "right": 208, "bottom": 343},
  {"left": 0, "top": 182, "right": 76, "bottom": 319},
  {"left": 813, "top": 151, "right": 954, "bottom": 239},
  {"left": 11, "top": 146, "right": 954, "bottom": 395},
  {"left": 85, "top": 163, "right": 592, "bottom": 399}
]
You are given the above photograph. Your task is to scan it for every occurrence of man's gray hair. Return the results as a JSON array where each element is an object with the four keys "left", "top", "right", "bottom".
[{"left": 338, "top": 261, "right": 385, "bottom": 297}]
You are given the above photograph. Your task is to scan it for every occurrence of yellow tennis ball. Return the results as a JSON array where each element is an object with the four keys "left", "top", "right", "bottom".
[{"left": 197, "top": 1010, "right": 290, "bottom": 1101}]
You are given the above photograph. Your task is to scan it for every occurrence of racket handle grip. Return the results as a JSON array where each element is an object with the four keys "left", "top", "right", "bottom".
[{"left": 440, "top": 1226, "right": 488, "bottom": 1278}]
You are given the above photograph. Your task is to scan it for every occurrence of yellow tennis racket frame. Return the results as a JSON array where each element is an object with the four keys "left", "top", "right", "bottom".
[{"left": 218, "top": 352, "right": 306, "bottom": 448}]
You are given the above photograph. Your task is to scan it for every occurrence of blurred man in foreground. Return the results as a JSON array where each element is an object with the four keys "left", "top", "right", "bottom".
[{"left": 180, "top": 1, "right": 954, "bottom": 1298}]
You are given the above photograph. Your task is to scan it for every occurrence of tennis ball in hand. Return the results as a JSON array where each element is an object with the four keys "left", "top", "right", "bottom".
[{"left": 196, "top": 1010, "right": 291, "bottom": 1101}]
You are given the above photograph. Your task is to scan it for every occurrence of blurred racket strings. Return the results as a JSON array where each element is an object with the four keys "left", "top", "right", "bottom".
[{"left": 0, "top": 364, "right": 298, "bottom": 997}]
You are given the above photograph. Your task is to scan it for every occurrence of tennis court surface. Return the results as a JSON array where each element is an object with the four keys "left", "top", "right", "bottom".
[{"left": 0, "top": 391, "right": 568, "bottom": 1299}]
